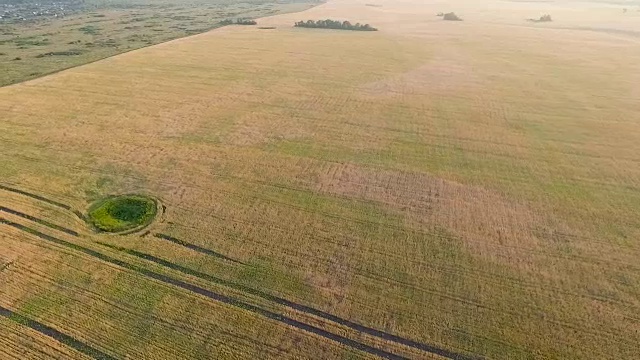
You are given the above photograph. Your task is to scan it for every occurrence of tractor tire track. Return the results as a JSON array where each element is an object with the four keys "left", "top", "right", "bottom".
[
  {"left": 0, "top": 306, "right": 117, "bottom": 360},
  {"left": 153, "top": 233, "right": 244, "bottom": 265},
  {"left": 163, "top": 217, "right": 638, "bottom": 351},
  {"left": 0, "top": 218, "right": 417, "bottom": 360},
  {"left": 8, "top": 263, "right": 243, "bottom": 357},
  {"left": 0, "top": 206, "right": 79, "bottom": 237},
  {"left": 5, "top": 263, "right": 211, "bottom": 359},
  {"left": 0, "top": 184, "right": 72, "bottom": 211},
  {"left": 6, "top": 150, "right": 637, "bottom": 266},
  {"left": 0, "top": 328, "right": 76, "bottom": 360},
  {"left": 95, "top": 242, "right": 479, "bottom": 360}
]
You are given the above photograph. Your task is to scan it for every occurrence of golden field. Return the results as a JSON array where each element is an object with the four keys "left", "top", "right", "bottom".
[{"left": 1, "top": 0, "right": 640, "bottom": 358}]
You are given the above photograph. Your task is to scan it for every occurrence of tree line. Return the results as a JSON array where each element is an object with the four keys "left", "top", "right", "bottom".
[
  {"left": 294, "top": 19, "right": 378, "bottom": 31},
  {"left": 220, "top": 18, "right": 257, "bottom": 26},
  {"left": 438, "top": 12, "right": 463, "bottom": 21},
  {"left": 527, "top": 14, "right": 552, "bottom": 23}
]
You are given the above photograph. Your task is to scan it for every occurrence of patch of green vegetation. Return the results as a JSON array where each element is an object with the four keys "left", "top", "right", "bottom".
[
  {"left": 0, "top": 160, "right": 18, "bottom": 178},
  {"left": 237, "top": 258, "right": 311, "bottom": 297},
  {"left": 88, "top": 194, "right": 157, "bottom": 233},
  {"left": 78, "top": 25, "right": 101, "bottom": 35},
  {"left": 234, "top": 176, "right": 405, "bottom": 230},
  {"left": 18, "top": 291, "right": 70, "bottom": 319},
  {"left": 101, "top": 271, "right": 169, "bottom": 347},
  {"left": 15, "top": 37, "right": 51, "bottom": 47},
  {"left": 35, "top": 49, "right": 84, "bottom": 58}
]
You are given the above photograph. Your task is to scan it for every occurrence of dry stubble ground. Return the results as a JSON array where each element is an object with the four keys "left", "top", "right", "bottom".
[{"left": 1, "top": 0, "right": 640, "bottom": 359}]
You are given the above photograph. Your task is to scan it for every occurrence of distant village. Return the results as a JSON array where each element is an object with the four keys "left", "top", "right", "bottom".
[{"left": 1, "top": 0, "right": 84, "bottom": 23}]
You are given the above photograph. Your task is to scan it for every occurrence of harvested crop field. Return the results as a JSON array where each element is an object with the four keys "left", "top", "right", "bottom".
[{"left": 1, "top": 0, "right": 640, "bottom": 359}]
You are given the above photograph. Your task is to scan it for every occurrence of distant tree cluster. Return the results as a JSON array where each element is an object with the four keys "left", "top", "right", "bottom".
[
  {"left": 294, "top": 19, "right": 378, "bottom": 31},
  {"left": 236, "top": 18, "right": 257, "bottom": 25},
  {"left": 220, "top": 18, "right": 257, "bottom": 26},
  {"left": 440, "top": 12, "right": 462, "bottom": 21},
  {"left": 527, "top": 14, "right": 552, "bottom": 23}
]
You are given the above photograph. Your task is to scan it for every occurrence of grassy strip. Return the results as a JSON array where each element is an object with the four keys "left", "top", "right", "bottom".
[
  {"left": 154, "top": 233, "right": 243, "bottom": 264},
  {"left": 0, "top": 206, "right": 79, "bottom": 237},
  {"left": 0, "top": 218, "right": 412, "bottom": 360},
  {"left": 0, "top": 184, "right": 71, "bottom": 210},
  {"left": 0, "top": 306, "right": 117, "bottom": 360},
  {"left": 97, "top": 242, "right": 478, "bottom": 360}
]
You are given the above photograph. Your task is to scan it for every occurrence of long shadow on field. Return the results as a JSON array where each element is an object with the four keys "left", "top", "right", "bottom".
[
  {"left": 95, "top": 243, "right": 478, "bottom": 360},
  {"left": 0, "top": 184, "right": 72, "bottom": 210},
  {"left": 0, "top": 306, "right": 117, "bottom": 360},
  {"left": 0, "top": 218, "right": 414, "bottom": 360},
  {"left": 0, "top": 206, "right": 79, "bottom": 237},
  {"left": 153, "top": 233, "right": 243, "bottom": 264}
]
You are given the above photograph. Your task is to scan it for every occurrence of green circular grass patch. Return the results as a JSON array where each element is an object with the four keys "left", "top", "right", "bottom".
[{"left": 88, "top": 195, "right": 157, "bottom": 233}]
